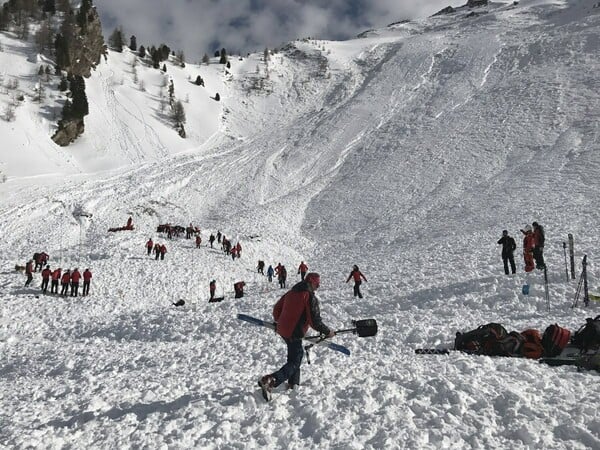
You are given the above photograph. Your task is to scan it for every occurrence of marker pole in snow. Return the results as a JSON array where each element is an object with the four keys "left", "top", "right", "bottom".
[
  {"left": 583, "top": 255, "right": 589, "bottom": 307},
  {"left": 568, "top": 234, "right": 575, "bottom": 280},
  {"left": 562, "top": 242, "right": 569, "bottom": 283},
  {"left": 544, "top": 265, "right": 550, "bottom": 311}
]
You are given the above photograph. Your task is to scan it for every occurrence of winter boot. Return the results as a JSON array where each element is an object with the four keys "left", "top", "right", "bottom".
[{"left": 258, "top": 375, "right": 275, "bottom": 402}]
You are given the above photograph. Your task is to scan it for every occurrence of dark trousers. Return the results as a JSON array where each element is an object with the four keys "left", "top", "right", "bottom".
[
  {"left": 353, "top": 280, "right": 363, "bottom": 298},
  {"left": 51, "top": 280, "right": 59, "bottom": 294},
  {"left": 160, "top": 253, "right": 165, "bottom": 260},
  {"left": 279, "top": 278, "right": 286, "bottom": 289},
  {"left": 24, "top": 272, "right": 33, "bottom": 287},
  {"left": 272, "top": 338, "right": 304, "bottom": 387},
  {"left": 147, "top": 247, "right": 152, "bottom": 255},
  {"left": 41, "top": 278, "right": 50, "bottom": 293},
  {"left": 83, "top": 281, "right": 90, "bottom": 296},
  {"left": 533, "top": 247, "right": 545, "bottom": 269},
  {"left": 71, "top": 282, "right": 79, "bottom": 297},
  {"left": 502, "top": 253, "right": 516, "bottom": 275},
  {"left": 61, "top": 282, "right": 69, "bottom": 295},
  {"left": 235, "top": 290, "right": 243, "bottom": 298},
  {"left": 155, "top": 252, "right": 160, "bottom": 260},
  {"left": 300, "top": 271, "right": 306, "bottom": 281}
]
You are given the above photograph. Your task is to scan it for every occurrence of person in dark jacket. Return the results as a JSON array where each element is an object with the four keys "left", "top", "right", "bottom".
[
  {"left": 346, "top": 265, "right": 367, "bottom": 298},
  {"left": 258, "top": 273, "right": 334, "bottom": 401},
  {"left": 209, "top": 280, "right": 216, "bottom": 302},
  {"left": 497, "top": 230, "right": 517, "bottom": 275},
  {"left": 266, "top": 265, "right": 274, "bottom": 282},
  {"left": 209, "top": 233, "right": 215, "bottom": 248},
  {"left": 234, "top": 281, "right": 246, "bottom": 298},
  {"left": 532, "top": 221, "right": 545, "bottom": 269}
]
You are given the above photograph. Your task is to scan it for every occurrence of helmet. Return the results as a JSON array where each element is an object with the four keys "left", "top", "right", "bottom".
[
  {"left": 305, "top": 272, "right": 320, "bottom": 289},
  {"left": 524, "top": 225, "right": 532, "bottom": 232}
]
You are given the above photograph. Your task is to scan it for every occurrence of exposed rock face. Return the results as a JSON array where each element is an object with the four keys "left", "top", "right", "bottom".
[
  {"left": 432, "top": 6, "right": 456, "bottom": 17},
  {"left": 467, "top": 0, "right": 488, "bottom": 7},
  {"left": 65, "top": 7, "right": 107, "bottom": 78},
  {"left": 51, "top": 118, "right": 85, "bottom": 146}
]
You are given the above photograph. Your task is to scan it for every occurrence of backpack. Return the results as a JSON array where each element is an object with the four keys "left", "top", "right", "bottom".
[
  {"left": 492, "top": 331, "right": 525, "bottom": 357},
  {"left": 571, "top": 315, "right": 600, "bottom": 351},
  {"left": 520, "top": 329, "right": 544, "bottom": 359},
  {"left": 454, "top": 323, "right": 508, "bottom": 355},
  {"left": 541, "top": 324, "right": 571, "bottom": 357}
]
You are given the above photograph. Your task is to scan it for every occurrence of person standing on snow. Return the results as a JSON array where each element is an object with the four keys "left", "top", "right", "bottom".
[
  {"left": 297, "top": 261, "right": 308, "bottom": 281},
  {"left": 196, "top": 234, "right": 202, "bottom": 248},
  {"left": 60, "top": 270, "right": 71, "bottom": 296},
  {"left": 82, "top": 268, "right": 92, "bottom": 296},
  {"left": 209, "top": 280, "right": 216, "bottom": 302},
  {"left": 346, "top": 265, "right": 367, "bottom": 298},
  {"left": 497, "top": 230, "right": 517, "bottom": 275},
  {"left": 520, "top": 225, "right": 536, "bottom": 273},
  {"left": 70, "top": 268, "right": 81, "bottom": 297},
  {"left": 278, "top": 265, "right": 287, "bottom": 289},
  {"left": 267, "top": 265, "right": 274, "bottom": 282},
  {"left": 160, "top": 244, "right": 167, "bottom": 260},
  {"left": 216, "top": 230, "right": 222, "bottom": 244},
  {"left": 146, "top": 238, "right": 154, "bottom": 256},
  {"left": 51, "top": 267, "right": 61, "bottom": 294},
  {"left": 532, "top": 221, "right": 545, "bottom": 270},
  {"left": 209, "top": 233, "right": 215, "bottom": 248},
  {"left": 258, "top": 273, "right": 335, "bottom": 402},
  {"left": 24, "top": 259, "right": 34, "bottom": 287},
  {"left": 234, "top": 281, "right": 246, "bottom": 298},
  {"left": 41, "top": 265, "right": 51, "bottom": 293},
  {"left": 154, "top": 242, "right": 161, "bottom": 260}
]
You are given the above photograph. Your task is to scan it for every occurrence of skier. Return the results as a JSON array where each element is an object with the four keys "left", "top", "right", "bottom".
[
  {"left": 346, "top": 265, "right": 367, "bottom": 298},
  {"left": 258, "top": 273, "right": 335, "bottom": 401},
  {"left": 497, "top": 230, "right": 517, "bottom": 275},
  {"left": 82, "top": 268, "right": 92, "bottom": 296},
  {"left": 209, "top": 280, "right": 216, "bottom": 302},
  {"left": 267, "top": 265, "right": 274, "bottom": 282},
  {"left": 41, "top": 265, "right": 51, "bottom": 293},
  {"left": 51, "top": 267, "right": 61, "bottom": 294},
  {"left": 60, "top": 270, "right": 71, "bottom": 296},
  {"left": 209, "top": 233, "right": 215, "bottom": 248},
  {"left": 146, "top": 238, "right": 154, "bottom": 256},
  {"left": 257, "top": 260, "right": 265, "bottom": 274},
  {"left": 160, "top": 243, "right": 167, "bottom": 260},
  {"left": 532, "top": 221, "right": 545, "bottom": 269},
  {"left": 234, "top": 281, "right": 246, "bottom": 298},
  {"left": 297, "top": 261, "right": 308, "bottom": 280},
  {"left": 70, "top": 268, "right": 81, "bottom": 297},
  {"left": 24, "top": 259, "right": 34, "bottom": 287},
  {"left": 520, "top": 225, "right": 536, "bottom": 272}
]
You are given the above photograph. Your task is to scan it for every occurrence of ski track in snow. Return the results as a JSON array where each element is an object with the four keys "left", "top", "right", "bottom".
[{"left": 2, "top": 1, "right": 600, "bottom": 448}]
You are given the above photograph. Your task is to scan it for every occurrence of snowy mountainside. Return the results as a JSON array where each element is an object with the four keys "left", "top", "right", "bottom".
[{"left": 2, "top": 0, "right": 600, "bottom": 448}]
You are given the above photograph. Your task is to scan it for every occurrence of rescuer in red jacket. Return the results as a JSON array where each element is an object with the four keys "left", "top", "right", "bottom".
[
  {"left": 346, "top": 265, "right": 368, "bottom": 298},
  {"left": 70, "top": 268, "right": 81, "bottom": 297},
  {"left": 258, "top": 273, "right": 334, "bottom": 401}
]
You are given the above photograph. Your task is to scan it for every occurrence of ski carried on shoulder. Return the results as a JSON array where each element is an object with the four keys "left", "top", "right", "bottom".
[{"left": 237, "top": 313, "right": 351, "bottom": 356}]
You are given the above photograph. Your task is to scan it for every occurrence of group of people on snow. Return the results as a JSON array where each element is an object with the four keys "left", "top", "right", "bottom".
[
  {"left": 24, "top": 257, "right": 92, "bottom": 297},
  {"left": 145, "top": 238, "right": 168, "bottom": 260},
  {"left": 497, "top": 221, "right": 545, "bottom": 275}
]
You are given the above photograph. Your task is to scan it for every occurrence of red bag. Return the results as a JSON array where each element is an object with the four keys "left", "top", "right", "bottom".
[{"left": 542, "top": 324, "right": 571, "bottom": 357}]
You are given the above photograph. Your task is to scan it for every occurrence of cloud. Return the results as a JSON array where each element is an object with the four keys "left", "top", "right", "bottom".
[{"left": 95, "top": 0, "right": 467, "bottom": 60}]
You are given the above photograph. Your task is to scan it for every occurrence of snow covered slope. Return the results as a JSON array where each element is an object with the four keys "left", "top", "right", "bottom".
[{"left": 1, "top": 0, "right": 600, "bottom": 448}]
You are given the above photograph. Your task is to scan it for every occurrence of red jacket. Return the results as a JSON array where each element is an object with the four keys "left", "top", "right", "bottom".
[
  {"left": 52, "top": 269, "right": 61, "bottom": 280},
  {"left": 347, "top": 269, "right": 367, "bottom": 283},
  {"left": 298, "top": 263, "right": 308, "bottom": 273},
  {"left": 146, "top": 239, "right": 153, "bottom": 249},
  {"left": 273, "top": 282, "right": 330, "bottom": 339},
  {"left": 41, "top": 268, "right": 51, "bottom": 280},
  {"left": 71, "top": 270, "right": 81, "bottom": 283},
  {"left": 26, "top": 261, "right": 33, "bottom": 274},
  {"left": 83, "top": 270, "right": 92, "bottom": 281},
  {"left": 160, "top": 244, "right": 167, "bottom": 254},
  {"left": 523, "top": 232, "right": 535, "bottom": 252},
  {"left": 61, "top": 272, "right": 71, "bottom": 284}
]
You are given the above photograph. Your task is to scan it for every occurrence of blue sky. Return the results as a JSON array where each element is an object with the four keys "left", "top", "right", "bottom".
[{"left": 95, "top": 0, "right": 467, "bottom": 60}]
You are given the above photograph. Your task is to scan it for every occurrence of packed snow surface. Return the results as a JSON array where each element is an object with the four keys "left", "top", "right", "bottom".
[{"left": 1, "top": 0, "right": 600, "bottom": 448}]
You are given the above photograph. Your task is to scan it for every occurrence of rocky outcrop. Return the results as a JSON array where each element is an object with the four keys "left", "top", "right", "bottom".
[
  {"left": 467, "top": 0, "right": 488, "bottom": 7},
  {"left": 51, "top": 118, "right": 85, "bottom": 146},
  {"left": 64, "top": 7, "right": 107, "bottom": 78},
  {"left": 432, "top": 6, "right": 456, "bottom": 17}
]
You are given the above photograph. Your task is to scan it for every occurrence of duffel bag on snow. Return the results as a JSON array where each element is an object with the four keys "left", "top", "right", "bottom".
[
  {"left": 455, "top": 323, "right": 508, "bottom": 355},
  {"left": 572, "top": 315, "right": 600, "bottom": 351},
  {"left": 520, "top": 329, "right": 544, "bottom": 359},
  {"left": 541, "top": 324, "right": 571, "bottom": 357}
]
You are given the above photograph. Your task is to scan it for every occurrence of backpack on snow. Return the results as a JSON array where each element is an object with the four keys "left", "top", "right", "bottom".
[
  {"left": 454, "top": 323, "right": 508, "bottom": 355},
  {"left": 492, "top": 331, "right": 525, "bottom": 357},
  {"left": 571, "top": 315, "right": 600, "bottom": 351},
  {"left": 541, "top": 324, "right": 571, "bottom": 357},
  {"left": 520, "top": 329, "right": 544, "bottom": 359}
]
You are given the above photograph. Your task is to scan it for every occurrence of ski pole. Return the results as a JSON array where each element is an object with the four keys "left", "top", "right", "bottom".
[{"left": 563, "top": 242, "right": 569, "bottom": 283}]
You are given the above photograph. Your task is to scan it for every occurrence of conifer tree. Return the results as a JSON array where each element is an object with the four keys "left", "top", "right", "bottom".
[
  {"left": 138, "top": 45, "right": 145, "bottom": 58},
  {"left": 219, "top": 48, "right": 227, "bottom": 64},
  {"left": 54, "top": 32, "right": 70, "bottom": 70},
  {"left": 108, "top": 26, "right": 124, "bottom": 52},
  {"left": 129, "top": 35, "right": 137, "bottom": 51},
  {"left": 202, "top": 53, "right": 210, "bottom": 65},
  {"left": 68, "top": 74, "right": 89, "bottom": 119}
]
